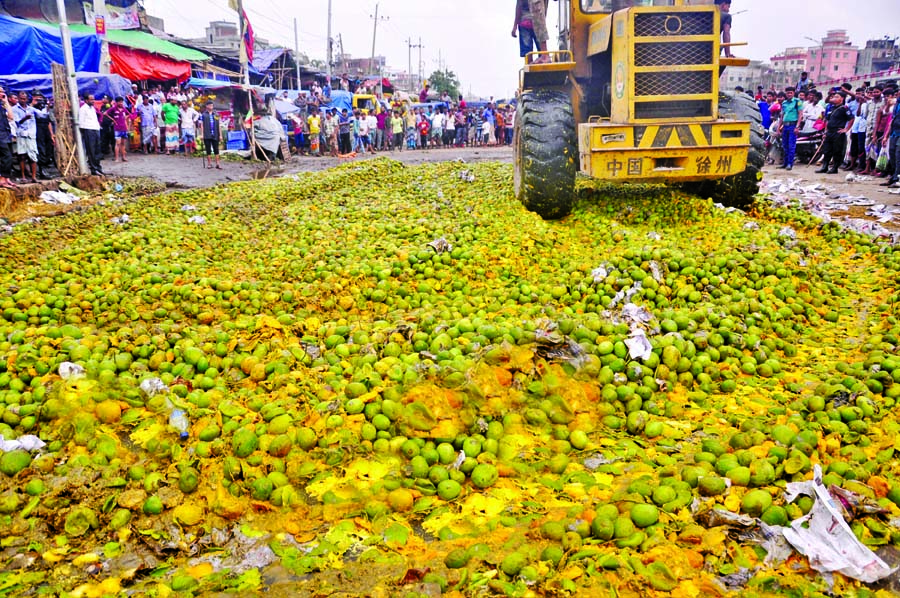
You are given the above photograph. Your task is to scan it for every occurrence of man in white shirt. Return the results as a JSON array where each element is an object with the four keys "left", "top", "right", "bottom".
[
  {"left": 799, "top": 97, "right": 824, "bottom": 134},
  {"left": 180, "top": 101, "right": 199, "bottom": 157},
  {"left": 430, "top": 109, "right": 445, "bottom": 148},
  {"left": 848, "top": 88, "right": 868, "bottom": 171},
  {"left": 365, "top": 111, "right": 377, "bottom": 152},
  {"left": 78, "top": 94, "right": 103, "bottom": 175},
  {"left": 135, "top": 96, "right": 158, "bottom": 154}
]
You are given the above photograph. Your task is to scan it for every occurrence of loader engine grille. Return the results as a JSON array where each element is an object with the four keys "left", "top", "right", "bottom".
[
  {"left": 635, "top": 100, "right": 711, "bottom": 120},
  {"left": 628, "top": 9, "right": 717, "bottom": 120},
  {"left": 635, "top": 71, "right": 712, "bottom": 96},
  {"left": 633, "top": 12, "right": 714, "bottom": 37},
  {"left": 634, "top": 42, "right": 714, "bottom": 67}
]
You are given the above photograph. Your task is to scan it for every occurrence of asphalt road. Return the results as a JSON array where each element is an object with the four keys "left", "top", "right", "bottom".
[{"left": 99, "top": 145, "right": 516, "bottom": 189}]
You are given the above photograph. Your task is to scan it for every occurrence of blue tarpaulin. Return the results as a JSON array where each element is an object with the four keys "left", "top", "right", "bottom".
[
  {"left": 186, "top": 77, "right": 235, "bottom": 89},
  {"left": 0, "top": 73, "right": 132, "bottom": 100},
  {"left": 323, "top": 90, "right": 352, "bottom": 114},
  {"left": 0, "top": 14, "right": 101, "bottom": 75}
]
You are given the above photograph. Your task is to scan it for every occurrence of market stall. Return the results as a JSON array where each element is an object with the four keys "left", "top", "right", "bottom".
[
  {"left": 0, "top": 14, "right": 100, "bottom": 75},
  {"left": 0, "top": 73, "right": 132, "bottom": 100}
]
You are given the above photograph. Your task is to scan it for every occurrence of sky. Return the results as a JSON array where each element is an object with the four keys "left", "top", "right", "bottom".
[{"left": 141, "top": 0, "right": 899, "bottom": 98}]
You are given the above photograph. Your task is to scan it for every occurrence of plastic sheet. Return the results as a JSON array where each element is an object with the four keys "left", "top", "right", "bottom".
[
  {"left": 0, "top": 434, "right": 46, "bottom": 452},
  {"left": 782, "top": 465, "right": 895, "bottom": 583},
  {"left": 58, "top": 362, "right": 85, "bottom": 380},
  {"left": 40, "top": 191, "right": 83, "bottom": 205}
]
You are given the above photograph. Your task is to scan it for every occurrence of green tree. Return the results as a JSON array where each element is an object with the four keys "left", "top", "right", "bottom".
[{"left": 426, "top": 69, "right": 462, "bottom": 100}]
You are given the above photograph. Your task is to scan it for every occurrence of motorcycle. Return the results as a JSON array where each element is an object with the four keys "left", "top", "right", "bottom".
[{"left": 795, "top": 127, "right": 825, "bottom": 165}]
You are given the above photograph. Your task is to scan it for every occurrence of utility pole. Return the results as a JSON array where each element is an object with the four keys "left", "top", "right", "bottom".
[
  {"left": 418, "top": 37, "right": 424, "bottom": 91},
  {"left": 293, "top": 18, "right": 301, "bottom": 91},
  {"left": 237, "top": 0, "right": 250, "bottom": 87},
  {"left": 326, "top": 0, "right": 333, "bottom": 80},
  {"left": 406, "top": 38, "right": 423, "bottom": 93},
  {"left": 55, "top": 0, "right": 88, "bottom": 175},
  {"left": 369, "top": 3, "right": 388, "bottom": 81},
  {"left": 336, "top": 34, "right": 345, "bottom": 73},
  {"left": 93, "top": 0, "right": 109, "bottom": 74}
]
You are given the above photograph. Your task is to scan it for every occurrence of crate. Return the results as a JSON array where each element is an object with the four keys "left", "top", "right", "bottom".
[
  {"left": 226, "top": 139, "right": 248, "bottom": 151},
  {"left": 227, "top": 130, "right": 246, "bottom": 142}
]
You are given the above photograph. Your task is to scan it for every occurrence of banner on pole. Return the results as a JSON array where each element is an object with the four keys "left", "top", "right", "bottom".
[{"left": 83, "top": 2, "right": 140, "bottom": 30}]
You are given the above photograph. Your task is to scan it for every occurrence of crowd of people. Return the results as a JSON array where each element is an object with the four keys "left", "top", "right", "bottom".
[
  {"left": 0, "top": 87, "right": 58, "bottom": 189},
  {"left": 0, "top": 82, "right": 230, "bottom": 187},
  {"left": 286, "top": 96, "right": 517, "bottom": 158},
  {"left": 75, "top": 84, "right": 229, "bottom": 176},
  {"left": 753, "top": 75, "right": 900, "bottom": 186}
]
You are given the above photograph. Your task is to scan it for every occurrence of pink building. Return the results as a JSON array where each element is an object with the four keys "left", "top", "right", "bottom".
[{"left": 806, "top": 30, "right": 859, "bottom": 84}]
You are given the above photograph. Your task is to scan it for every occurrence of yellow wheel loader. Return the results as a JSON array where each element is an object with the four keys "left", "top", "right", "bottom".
[{"left": 514, "top": 0, "right": 765, "bottom": 219}]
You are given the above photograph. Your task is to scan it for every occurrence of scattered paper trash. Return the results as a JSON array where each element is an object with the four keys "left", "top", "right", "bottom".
[
  {"left": 427, "top": 237, "right": 452, "bottom": 254},
  {"left": 621, "top": 303, "right": 653, "bottom": 326},
  {"left": 140, "top": 377, "right": 169, "bottom": 397},
  {"left": 58, "top": 362, "right": 85, "bottom": 380},
  {"left": 451, "top": 451, "right": 467, "bottom": 470},
  {"left": 761, "top": 178, "right": 900, "bottom": 243},
  {"left": 777, "top": 226, "right": 797, "bottom": 240},
  {"left": 591, "top": 264, "right": 614, "bottom": 284},
  {"left": 111, "top": 214, "right": 130, "bottom": 225},
  {"left": 0, "top": 434, "right": 46, "bottom": 452},
  {"left": 624, "top": 329, "right": 653, "bottom": 361},
  {"left": 782, "top": 465, "right": 895, "bottom": 583},
  {"left": 40, "top": 190, "right": 82, "bottom": 205},
  {"left": 181, "top": 204, "right": 197, "bottom": 212},
  {"left": 845, "top": 173, "right": 872, "bottom": 183},
  {"left": 188, "top": 215, "right": 207, "bottom": 225},
  {"left": 866, "top": 204, "right": 895, "bottom": 224}
]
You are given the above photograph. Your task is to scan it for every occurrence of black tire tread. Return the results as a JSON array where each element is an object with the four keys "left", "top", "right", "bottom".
[
  {"left": 682, "top": 91, "right": 765, "bottom": 210},
  {"left": 514, "top": 90, "right": 578, "bottom": 220}
]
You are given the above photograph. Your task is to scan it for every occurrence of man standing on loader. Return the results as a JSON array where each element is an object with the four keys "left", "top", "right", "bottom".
[
  {"left": 715, "top": 0, "right": 734, "bottom": 58},
  {"left": 512, "top": 0, "right": 551, "bottom": 64}
]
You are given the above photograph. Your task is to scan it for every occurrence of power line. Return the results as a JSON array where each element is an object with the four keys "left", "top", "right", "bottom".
[{"left": 157, "top": 0, "right": 196, "bottom": 29}]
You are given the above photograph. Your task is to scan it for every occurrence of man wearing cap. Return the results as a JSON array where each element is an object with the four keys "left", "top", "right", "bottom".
[
  {"left": 816, "top": 92, "right": 854, "bottom": 175},
  {"left": 715, "top": 0, "right": 733, "bottom": 58}
]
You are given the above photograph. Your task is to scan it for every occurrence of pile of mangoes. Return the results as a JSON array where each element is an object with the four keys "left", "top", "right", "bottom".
[{"left": 0, "top": 159, "right": 899, "bottom": 596}]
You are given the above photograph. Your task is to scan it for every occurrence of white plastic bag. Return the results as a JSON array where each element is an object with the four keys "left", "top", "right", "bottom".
[{"left": 782, "top": 465, "right": 894, "bottom": 583}]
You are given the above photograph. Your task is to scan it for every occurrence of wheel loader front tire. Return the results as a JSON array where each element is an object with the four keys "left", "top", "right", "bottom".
[
  {"left": 514, "top": 90, "right": 578, "bottom": 220},
  {"left": 682, "top": 91, "right": 766, "bottom": 210}
]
